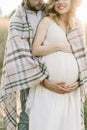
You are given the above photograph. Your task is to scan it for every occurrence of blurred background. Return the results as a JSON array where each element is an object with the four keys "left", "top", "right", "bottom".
[{"left": 0, "top": 0, "right": 87, "bottom": 129}]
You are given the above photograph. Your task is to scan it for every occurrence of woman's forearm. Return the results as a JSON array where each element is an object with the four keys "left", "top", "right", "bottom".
[{"left": 32, "top": 44, "right": 59, "bottom": 56}]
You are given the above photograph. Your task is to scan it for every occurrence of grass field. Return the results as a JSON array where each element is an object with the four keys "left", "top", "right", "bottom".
[
  {"left": 0, "top": 18, "right": 87, "bottom": 129},
  {"left": 0, "top": 18, "right": 9, "bottom": 79}
]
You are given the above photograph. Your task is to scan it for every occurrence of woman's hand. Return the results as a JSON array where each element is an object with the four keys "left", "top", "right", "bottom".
[
  {"left": 58, "top": 41, "right": 72, "bottom": 53},
  {"left": 60, "top": 43, "right": 72, "bottom": 53}
]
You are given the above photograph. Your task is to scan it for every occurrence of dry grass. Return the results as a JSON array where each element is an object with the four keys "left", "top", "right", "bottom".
[{"left": 0, "top": 18, "right": 9, "bottom": 79}]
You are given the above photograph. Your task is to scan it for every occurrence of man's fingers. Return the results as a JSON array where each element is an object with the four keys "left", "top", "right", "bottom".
[
  {"left": 43, "top": 79, "right": 79, "bottom": 94},
  {"left": 50, "top": 84, "right": 70, "bottom": 94},
  {"left": 55, "top": 81, "right": 80, "bottom": 94},
  {"left": 65, "top": 85, "right": 79, "bottom": 91},
  {"left": 57, "top": 82, "right": 66, "bottom": 85},
  {"left": 57, "top": 86, "right": 71, "bottom": 93}
]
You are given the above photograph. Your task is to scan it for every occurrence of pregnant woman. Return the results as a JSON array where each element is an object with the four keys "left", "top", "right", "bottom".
[{"left": 26, "top": 0, "right": 87, "bottom": 130}]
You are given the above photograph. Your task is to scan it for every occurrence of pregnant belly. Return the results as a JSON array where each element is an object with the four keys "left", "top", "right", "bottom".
[{"left": 42, "top": 51, "right": 79, "bottom": 85}]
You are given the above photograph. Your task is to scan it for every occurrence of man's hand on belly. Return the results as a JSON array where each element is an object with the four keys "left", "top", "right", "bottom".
[
  {"left": 41, "top": 79, "right": 79, "bottom": 94},
  {"left": 65, "top": 81, "right": 80, "bottom": 91}
]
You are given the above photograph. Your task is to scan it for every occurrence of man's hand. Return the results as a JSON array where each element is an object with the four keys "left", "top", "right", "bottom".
[
  {"left": 41, "top": 79, "right": 79, "bottom": 94},
  {"left": 65, "top": 81, "right": 80, "bottom": 91}
]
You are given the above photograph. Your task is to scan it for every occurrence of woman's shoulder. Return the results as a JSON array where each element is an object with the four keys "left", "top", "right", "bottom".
[
  {"left": 42, "top": 17, "right": 52, "bottom": 22},
  {"left": 40, "top": 17, "right": 53, "bottom": 25},
  {"left": 36, "top": 17, "right": 53, "bottom": 35}
]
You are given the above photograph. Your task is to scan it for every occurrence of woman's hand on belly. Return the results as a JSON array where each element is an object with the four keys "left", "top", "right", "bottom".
[{"left": 59, "top": 42, "right": 72, "bottom": 53}]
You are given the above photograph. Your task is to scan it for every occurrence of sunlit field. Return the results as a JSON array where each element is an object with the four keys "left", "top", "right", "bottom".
[{"left": 0, "top": 18, "right": 9, "bottom": 79}]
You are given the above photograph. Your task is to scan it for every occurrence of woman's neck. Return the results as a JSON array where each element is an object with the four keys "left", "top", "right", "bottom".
[
  {"left": 59, "top": 14, "right": 68, "bottom": 24},
  {"left": 58, "top": 15, "right": 68, "bottom": 33}
]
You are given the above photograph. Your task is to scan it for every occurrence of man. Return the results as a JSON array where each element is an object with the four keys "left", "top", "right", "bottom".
[{"left": 0, "top": 0, "right": 79, "bottom": 130}]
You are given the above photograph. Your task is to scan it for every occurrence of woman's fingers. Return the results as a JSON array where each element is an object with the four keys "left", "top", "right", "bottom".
[{"left": 63, "top": 44, "right": 72, "bottom": 53}]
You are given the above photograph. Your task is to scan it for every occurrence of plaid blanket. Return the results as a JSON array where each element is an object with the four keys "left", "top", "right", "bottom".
[
  {"left": 67, "top": 19, "right": 87, "bottom": 130},
  {"left": 67, "top": 19, "right": 87, "bottom": 101},
  {"left": 0, "top": 5, "right": 48, "bottom": 130},
  {"left": 0, "top": 5, "right": 87, "bottom": 130}
]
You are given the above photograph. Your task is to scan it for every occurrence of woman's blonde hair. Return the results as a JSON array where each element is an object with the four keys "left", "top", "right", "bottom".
[{"left": 44, "top": 0, "right": 78, "bottom": 30}]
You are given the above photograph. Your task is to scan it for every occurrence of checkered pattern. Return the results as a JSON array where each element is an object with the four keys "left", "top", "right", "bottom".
[
  {"left": 67, "top": 20, "right": 87, "bottom": 130},
  {"left": 0, "top": 5, "right": 48, "bottom": 130}
]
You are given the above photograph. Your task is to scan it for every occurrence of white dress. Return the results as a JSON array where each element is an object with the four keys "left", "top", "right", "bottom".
[{"left": 26, "top": 22, "right": 81, "bottom": 130}]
